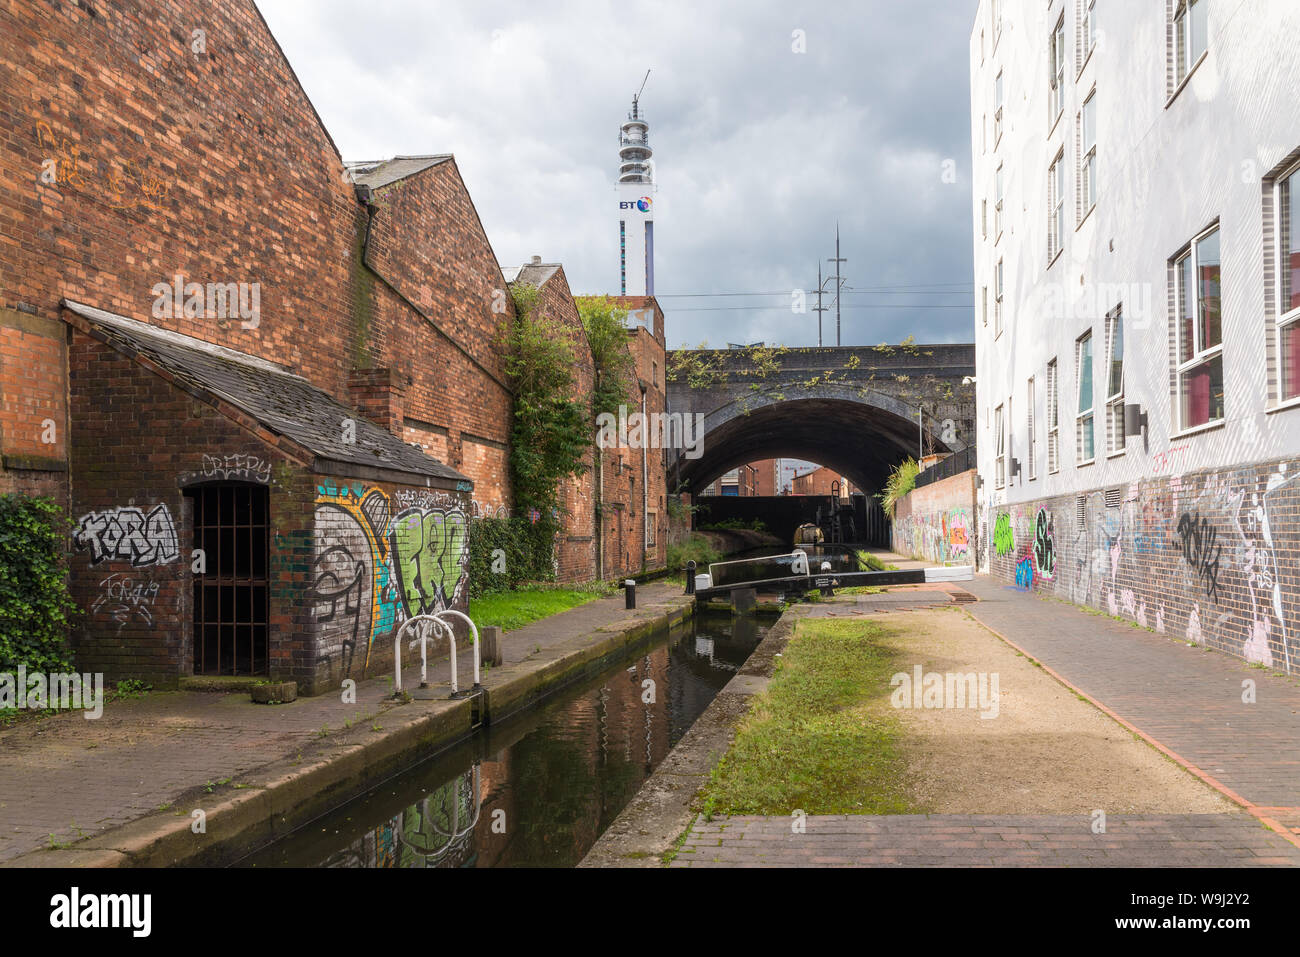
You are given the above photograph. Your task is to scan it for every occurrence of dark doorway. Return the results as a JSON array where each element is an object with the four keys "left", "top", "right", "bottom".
[{"left": 188, "top": 483, "right": 269, "bottom": 675}]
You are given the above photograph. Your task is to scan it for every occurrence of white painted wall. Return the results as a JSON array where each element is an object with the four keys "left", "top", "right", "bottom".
[{"left": 970, "top": 0, "right": 1300, "bottom": 512}]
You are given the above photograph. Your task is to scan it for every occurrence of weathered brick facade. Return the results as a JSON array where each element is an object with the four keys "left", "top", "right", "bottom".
[
  {"left": 0, "top": 0, "right": 674, "bottom": 691},
  {"left": 983, "top": 459, "right": 1300, "bottom": 673},
  {"left": 891, "top": 469, "right": 978, "bottom": 566}
]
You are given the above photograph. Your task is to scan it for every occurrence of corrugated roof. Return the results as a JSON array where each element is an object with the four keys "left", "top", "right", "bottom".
[
  {"left": 62, "top": 300, "right": 470, "bottom": 486},
  {"left": 345, "top": 155, "right": 452, "bottom": 189}
]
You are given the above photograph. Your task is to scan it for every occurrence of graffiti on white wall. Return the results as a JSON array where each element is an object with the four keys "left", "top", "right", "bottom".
[{"left": 74, "top": 504, "right": 179, "bottom": 567}]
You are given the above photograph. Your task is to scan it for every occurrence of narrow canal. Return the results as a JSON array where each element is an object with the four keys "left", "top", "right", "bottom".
[{"left": 239, "top": 611, "right": 768, "bottom": 868}]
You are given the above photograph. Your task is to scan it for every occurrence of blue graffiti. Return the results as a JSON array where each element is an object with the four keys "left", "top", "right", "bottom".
[{"left": 1015, "top": 557, "right": 1034, "bottom": 590}]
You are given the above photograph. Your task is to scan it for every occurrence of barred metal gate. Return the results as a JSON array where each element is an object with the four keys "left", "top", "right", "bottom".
[{"left": 188, "top": 483, "right": 269, "bottom": 675}]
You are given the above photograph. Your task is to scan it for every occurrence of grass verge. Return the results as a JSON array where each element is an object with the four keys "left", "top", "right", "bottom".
[
  {"left": 469, "top": 583, "right": 611, "bottom": 632},
  {"left": 698, "top": 617, "right": 915, "bottom": 816}
]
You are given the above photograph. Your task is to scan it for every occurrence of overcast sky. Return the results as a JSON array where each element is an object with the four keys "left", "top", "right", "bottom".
[{"left": 257, "top": 0, "right": 978, "bottom": 350}]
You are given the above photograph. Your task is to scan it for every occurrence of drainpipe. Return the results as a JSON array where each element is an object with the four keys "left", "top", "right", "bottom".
[
  {"left": 641, "top": 386, "right": 649, "bottom": 567},
  {"left": 597, "top": 444, "right": 604, "bottom": 579}
]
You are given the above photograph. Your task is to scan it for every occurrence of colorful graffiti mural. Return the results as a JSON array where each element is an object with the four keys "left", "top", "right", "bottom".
[
  {"left": 993, "top": 512, "right": 1015, "bottom": 557},
  {"left": 311, "top": 481, "right": 469, "bottom": 678},
  {"left": 986, "top": 461, "right": 1300, "bottom": 674}
]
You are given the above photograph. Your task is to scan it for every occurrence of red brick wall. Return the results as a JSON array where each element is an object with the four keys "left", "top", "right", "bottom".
[
  {"left": 0, "top": 308, "right": 68, "bottom": 500},
  {"left": 531, "top": 269, "right": 596, "bottom": 583},
  {"left": 791, "top": 465, "right": 854, "bottom": 497},
  {"left": 1, "top": 0, "right": 513, "bottom": 515},
  {"left": 891, "top": 469, "right": 977, "bottom": 565}
]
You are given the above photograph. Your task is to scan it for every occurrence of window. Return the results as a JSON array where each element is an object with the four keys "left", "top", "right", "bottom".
[
  {"left": 1076, "top": 331, "right": 1095, "bottom": 463},
  {"left": 1105, "top": 307, "right": 1125, "bottom": 454},
  {"left": 981, "top": 198, "right": 988, "bottom": 238},
  {"left": 1027, "top": 376, "right": 1037, "bottom": 479},
  {"left": 1274, "top": 161, "right": 1300, "bottom": 402},
  {"left": 646, "top": 509, "right": 657, "bottom": 546},
  {"left": 995, "top": 258, "right": 1004, "bottom": 335},
  {"left": 1047, "top": 358, "right": 1060, "bottom": 472},
  {"left": 1048, "top": 149, "right": 1065, "bottom": 262},
  {"left": 1173, "top": 224, "right": 1224, "bottom": 430},
  {"left": 982, "top": 285, "right": 988, "bottom": 326},
  {"left": 1049, "top": 15, "right": 1065, "bottom": 123},
  {"left": 980, "top": 29, "right": 985, "bottom": 65},
  {"left": 1174, "top": 0, "right": 1208, "bottom": 88},
  {"left": 992, "top": 0, "right": 1002, "bottom": 47},
  {"left": 995, "top": 163, "right": 1004, "bottom": 239},
  {"left": 1080, "top": 90, "right": 1097, "bottom": 217},
  {"left": 994, "top": 402, "right": 1006, "bottom": 489},
  {"left": 652, "top": 361, "right": 658, "bottom": 387},
  {"left": 1079, "top": 0, "right": 1096, "bottom": 69},
  {"left": 994, "top": 71, "right": 1004, "bottom": 147}
]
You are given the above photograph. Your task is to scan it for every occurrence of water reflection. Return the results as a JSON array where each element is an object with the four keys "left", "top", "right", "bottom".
[{"left": 243, "top": 613, "right": 766, "bottom": 868}]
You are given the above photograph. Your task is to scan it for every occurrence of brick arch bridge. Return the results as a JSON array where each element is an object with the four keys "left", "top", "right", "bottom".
[{"left": 665, "top": 343, "right": 976, "bottom": 494}]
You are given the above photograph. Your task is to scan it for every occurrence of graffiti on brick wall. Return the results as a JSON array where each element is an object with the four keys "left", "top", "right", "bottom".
[
  {"left": 993, "top": 513, "right": 1014, "bottom": 557},
  {"left": 893, "top": 502, "right": 980, "bottom": 568},
  {"left": 1173, "top": 511, "right": 1222, "bottom": 603},
  {"left": 90, "top": 573, "right": 161, "bottom": 631},
  {"left": 201, "top": 453, "right": 271, "bottom": 483},
  {"left": 945, "top": 509, "right": 971, "bottom": 561},
  {"left": 311, "top": 482, "right": 469, "bottom": 678},
  {"left": 1032, "top": 508, "right": 1055, "bottom": 581},
  {"left": 74, "top": 505, "right": 179, "bottom": 567},
  {"left": 1015, "top": 556, "right": 1034, "bottom": 589},
  {"left": 992, "top": 462, "right": 1299, "bottom": 673}
]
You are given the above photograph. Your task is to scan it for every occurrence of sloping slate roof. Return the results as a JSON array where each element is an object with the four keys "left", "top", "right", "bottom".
[
  {"left": 345, "top": 155, "right": 452, "bottom": 189},
  {"left": 507, "top": 262, "right": 561, "bottom": 288},
  {"left": 62, "top": 300, "right": 470, "bottom": 485}
]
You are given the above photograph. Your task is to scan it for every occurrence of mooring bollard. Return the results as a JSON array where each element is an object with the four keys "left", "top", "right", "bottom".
[
  {"left": 685, "top": 560, "right": 697, "bottom": 595},
  {"left": 625, "top": 579, "right": 637, "bottom": 609}
]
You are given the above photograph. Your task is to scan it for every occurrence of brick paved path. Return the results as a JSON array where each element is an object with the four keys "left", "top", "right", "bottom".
[
  {"left": 671, "top": 814, "right": 1300, "bottom": 867},
  {"left": 0, "top": 583, "right": 686, "bottom": 864},
  {"left": 671, "top": 555, "right": 1300, "bottom": 867}
]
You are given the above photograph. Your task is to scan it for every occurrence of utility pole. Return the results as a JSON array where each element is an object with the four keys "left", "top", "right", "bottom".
[
  {"left": 827, "top": 223, "right": 847, "bottom": 347},
  {"left": 812, "top": 262, "right": 829, "bottom": 347}
]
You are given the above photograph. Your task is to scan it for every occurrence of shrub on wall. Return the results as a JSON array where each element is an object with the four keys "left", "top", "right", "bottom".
[
  {"left": 879, "top": 458, "right": 919, "bottom": 519},
  {"left": 467, "top": 515, "right": 559, "bottom": 597},
  {"left": 0, "top": 495, "right": 77, "bottom": 673}
]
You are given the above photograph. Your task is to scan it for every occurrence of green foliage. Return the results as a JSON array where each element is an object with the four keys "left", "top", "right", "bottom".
[
  {"left": 576, "top": 296, "right": 637, "bottom": 421},
  {"left": 665, "top": 533, "right": 722, "bottom": 571},
  {"left": 503, "top": 283, "right": 590, "bottom": 516},
  {"left": 878, "top": 458, "right": 920, "bottom": 519},
  {"left": 699, "top": 618, "right": 913, "bottom": 815},
  {"left": 699, "top": 517, "right": 768, "bottom": 533},
  {"left": 467, "top": 516, "right": 559, "bottom": 598},
  {"left": 0, "top": 496, "right": 76, "bottom": 674},
  {"left": 470, "top": 583, "right": 612, "bottom": 632}
]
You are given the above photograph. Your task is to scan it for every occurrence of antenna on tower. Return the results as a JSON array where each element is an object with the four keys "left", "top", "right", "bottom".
[{"left": 632, "top": 70, "right": 650, "bottom": 118}]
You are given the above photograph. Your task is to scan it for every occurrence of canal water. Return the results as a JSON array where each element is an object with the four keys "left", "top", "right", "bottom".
[{"left": 239, "top": 611, "right": 768, "bottom": 868}]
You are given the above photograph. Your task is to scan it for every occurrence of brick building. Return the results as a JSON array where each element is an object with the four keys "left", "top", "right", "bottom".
[
  {"left": 599, "top": 297, "right": 669, "bottom": 577},
  {"left": 0, "top": 0, "right": 666, "bottom": 691},
  {"left": 790, "top": 465, "right": 855, "bottom": 498},
  {"left": 501, "top": 258, "right": 597, "bottom": 583}
]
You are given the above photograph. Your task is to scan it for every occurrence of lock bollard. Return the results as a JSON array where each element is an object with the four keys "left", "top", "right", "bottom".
[
  {"left": 625, "top": 579, "right": 637, "bottom": 609},
  {"left": 685, "top": 560, "right": 697, "bottom": 595}
]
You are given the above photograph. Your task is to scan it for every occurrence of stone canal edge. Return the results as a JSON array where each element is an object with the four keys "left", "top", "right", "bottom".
[
  {"left": 5, "top": 593, "right": 695, "bottom": 868},
  {"left": 579, "top": 605, "right": 802, "bottom": 868}
]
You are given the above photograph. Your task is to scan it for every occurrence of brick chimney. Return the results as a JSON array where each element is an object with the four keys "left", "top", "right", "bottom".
[{"left": 348, "top": 367, "right": 405, "bottom": 435}]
